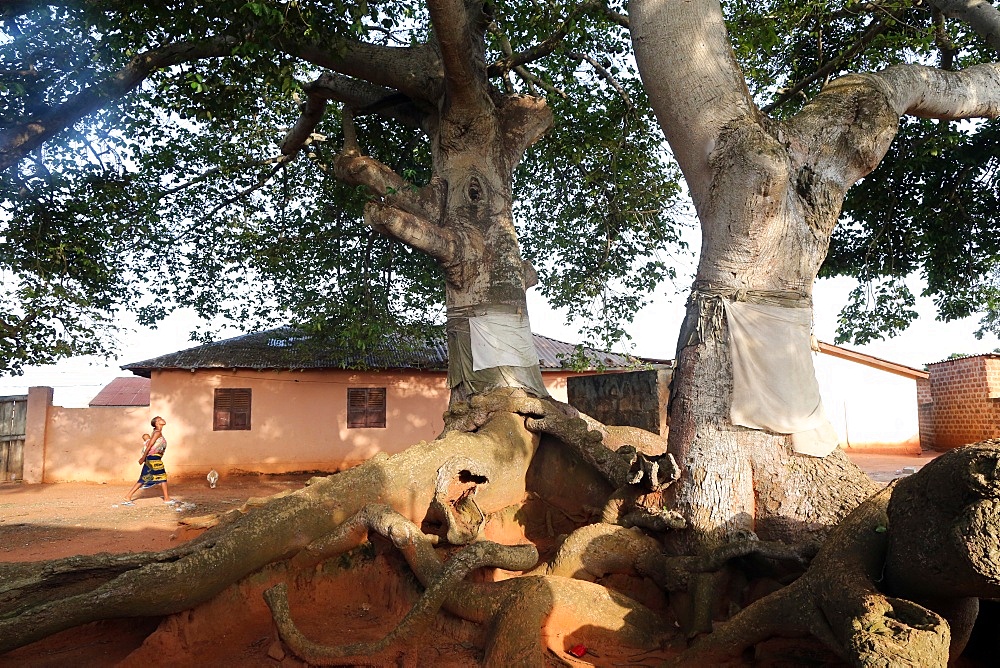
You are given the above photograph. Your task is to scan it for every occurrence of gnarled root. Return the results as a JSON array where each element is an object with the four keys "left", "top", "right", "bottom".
[
  {"left": 274, "top": 503, "right": 676, "bottom": 666},
  {"left": 666, "top": 440, "right": 1000, "bottom": 667},
  {"left": 266, "top": 538, "right": 538, "bottom": 665},
  {"left": 884, "top": 439, "right": 1000, "bottom": 657},
  {"left": 540, "top": 523, "right": 815, "bottom": 594},
  {"left": 669, "top": 483, "right": 951, "bottom": 665}
]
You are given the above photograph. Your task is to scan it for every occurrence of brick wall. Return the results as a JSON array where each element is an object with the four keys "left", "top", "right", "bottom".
[
  {"left": 917, "top": 376, "right": 935, "bottom": 450},
  {"left": 926, "top": 355, "right": 1000, "bottom": 450}
]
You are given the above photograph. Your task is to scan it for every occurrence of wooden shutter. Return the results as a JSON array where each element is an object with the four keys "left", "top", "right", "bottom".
[
  {"left": 365, "top": 388, "right": 386, "bottom": 428},
  {"left": 230, "top": 389, "right": 251, "bottom": 429},
  {"left": 214, "top": 388, "right": 251, "bottom": 430},
  {"left": 214, "top": 390, "right": 232, "bottom": 430},
  {"left": 348, "top": 388, "right": 386, "bottom": 428}
]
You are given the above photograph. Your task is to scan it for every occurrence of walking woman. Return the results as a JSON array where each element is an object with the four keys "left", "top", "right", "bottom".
[{"left": 122, "top": 416, "right": 174, "bottom": 505}]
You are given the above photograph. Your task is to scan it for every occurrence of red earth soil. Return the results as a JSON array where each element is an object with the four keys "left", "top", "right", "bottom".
[{"left": 0, "top": 452, "right": 947, "bottom": 667}]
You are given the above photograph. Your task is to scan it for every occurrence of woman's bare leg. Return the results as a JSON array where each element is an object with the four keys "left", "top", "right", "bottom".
[{"left": 124, "top": 482, "right": 141, "bottom": 502}]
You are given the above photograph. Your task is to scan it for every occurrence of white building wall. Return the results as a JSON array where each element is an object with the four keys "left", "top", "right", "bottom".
[{"left": 813, "top": 352, "right": 921, "bottom": 454}]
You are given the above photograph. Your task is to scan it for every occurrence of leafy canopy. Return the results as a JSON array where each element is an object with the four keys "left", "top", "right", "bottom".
[
  {"left": 0, "top": 0, "right": 683, "bottom": 373},
  {"left": 2, "top": 0, "right": 998, "bottom": 374},
  {"left": 724, "top": 0, "right": 1000, "bottom": 343}
]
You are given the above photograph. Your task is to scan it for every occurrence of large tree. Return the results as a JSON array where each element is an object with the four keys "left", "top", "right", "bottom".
[
  {"left": 0, "top": 0, "right": 681, "bottom": 377},
  {"left": 630, "top": 0, "right": 1000, "bottom": 543},
  {"left": 3, "top": 0, "right": 1000, "bottom": 666},
  {"left": 628, "top": 0, "right": 1000, "bottom": 660}
]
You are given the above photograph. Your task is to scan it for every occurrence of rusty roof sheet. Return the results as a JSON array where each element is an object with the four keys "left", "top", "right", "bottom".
[
  {"left": 89, "top": 376, "right": 151, "bottom": 406},
  {"left": 121, "top": 327, "right": 671, "bottom": 377}
]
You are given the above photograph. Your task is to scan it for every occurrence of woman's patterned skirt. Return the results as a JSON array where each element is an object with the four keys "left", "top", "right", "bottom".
[{"left": 137, "top": 454, "right": 168, "bottom": 488}]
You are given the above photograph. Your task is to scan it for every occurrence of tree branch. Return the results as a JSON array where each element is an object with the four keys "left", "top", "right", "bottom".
[
  {"left": 426, "top": 0, "right": 490, "bottom": 111},
  {"left": 933, "top": 8, "right": 959, "bottom": 70},
  {"left": 486, "top": 0, "right": 603, "bottom": 77},
  {"left": 873, "top": 62, "right": 1000, "bottom": 119},
  {"left": 363, "top": 201, "right": 458, "bottom": 267},
  {"left": 280, "top": 94, "right": 328, "bottom": 158},
  {"left": 274, "top": 37, "right": 444, "bottom": 104},
  {"left": 929, "top": 0, "right": 1000, "bottom": 51},
  {"left": 0, "top": 37, "right": 237, "bottom": 172},
  {"left": 333, "top": 147, "right": 440, "bottom": 224},
  {"left": 329, "top": 107, "right": 447, "bottom": 231},
  {"left": 173, "top": 158, "right": 291, "bottom": 241},
  {"left": 158, "top": 155, "right": 288, "bottom": 198},
  {"left": 762, "top": 9, "right": 901, "bottom": 114},
  {"left": 629, "top": 0, "right": 755, "bottom": 206},
  {"left": 598, "top": 0, "right": 630, "bottom": 29},
  {"left": 567, "top": 51, "right": 634, "bottom": 109},
  {"left": 514, "top": 66, "right": 565, "bottom": 98},
  {"left": 304, "top": 72, "right": 429, "bottom": 129}
]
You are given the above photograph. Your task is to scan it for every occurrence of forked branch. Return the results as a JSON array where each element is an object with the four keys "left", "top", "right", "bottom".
[
  {"left": 426, "top": 0, "right": 492, "bottom": 112},
  {"left": 929, "top": 0, "right": 1000, "bottom": 51}
]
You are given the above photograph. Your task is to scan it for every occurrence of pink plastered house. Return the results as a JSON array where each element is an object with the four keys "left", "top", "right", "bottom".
[{"left": 15, "top": 328, "right": 657, "bottom": 483}]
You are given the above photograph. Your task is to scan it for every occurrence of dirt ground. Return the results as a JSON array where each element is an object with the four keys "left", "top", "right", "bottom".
[
  {"left": 1, "top": 451, "right": 939, "bottom": 562},
  {"left": 0, "top": 451, "right": 944, "bottom": 667},
  {"left": 0, "top": 472, "right": 319, "bottom": 562}
]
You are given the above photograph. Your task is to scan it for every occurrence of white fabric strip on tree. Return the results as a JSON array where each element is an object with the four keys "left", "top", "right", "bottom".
[
  {"left": 469, "top": 311, "right": 540, "bottom": 371},
  {"left": 722, "top": 300, "right": 839, "bottom": 457}
]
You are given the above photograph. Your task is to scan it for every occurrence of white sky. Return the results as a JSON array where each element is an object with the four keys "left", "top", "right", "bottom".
[{"left": 2, "top": 271, "right": 997, "bottom": 408}]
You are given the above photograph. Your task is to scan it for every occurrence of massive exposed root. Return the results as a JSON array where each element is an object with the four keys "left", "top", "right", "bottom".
[
  {"left": 268, "top": 504, "right": 673, "bottom": 665},
  {"left": 0, "top": 412, "right": 539, "bottom": 654},
  {"left": 3, "top": 394, "right": 996, "bottom": 667},
  {"left": 667, "top": 442, "right": 1000, "bottom": 667}
]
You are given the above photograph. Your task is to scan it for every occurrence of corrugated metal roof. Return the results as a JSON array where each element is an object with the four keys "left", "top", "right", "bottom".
[
  {"left": 89, "top": 376, "right": 151, "bottom": 406},
  {"left": 121, "top": 327, "right": 671, "bottom": 377},
  {"left": 926, "top": 352, "right": 1000, "bottom": 366}
]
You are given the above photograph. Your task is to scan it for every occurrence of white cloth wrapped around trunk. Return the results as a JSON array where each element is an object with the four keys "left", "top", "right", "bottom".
[
  {"left": 722, "top": 300, "right": 839, "bottom": 457},
  {"left": 446, "top": 304, "right": 549, "bottom": 399},
  {"left": 469, "top": 311, "right": 540, "bottom": 370}
]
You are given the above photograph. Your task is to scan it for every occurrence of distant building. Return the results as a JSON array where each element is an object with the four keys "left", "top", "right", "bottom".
[
  {"left": 920, "top": 353, "right": 1000, "bottom": 449},
  {"left": 813, "top": 342, "right": 927, "bottom": 455},
  {"left": 88, "top": 377, "right": 150, "bottom": 407},
  {"left": 15, "top": 328, "right": 665, "bottom": 483},
  {"left": 570, "top": 341, "right": 929, "bottom": 455}
]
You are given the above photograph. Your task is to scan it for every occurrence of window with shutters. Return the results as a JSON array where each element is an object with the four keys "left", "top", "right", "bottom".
[
  {"left": 214, "top": 388, "right": 252, "bottom": 431},
  {"left": 347, "top": 387, "right": 386, "bottom": 428}
]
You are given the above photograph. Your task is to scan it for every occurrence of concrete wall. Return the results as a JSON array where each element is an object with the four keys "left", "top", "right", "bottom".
[
  {"left": 21, "top": 387, "right": 52, "bottom": 483},
  {"left": 44, "top": 405, "right": 153, "bottom": 483},
  {"left": 923, "top": 355, "right": 1000, "bottom": 449},
  {"left": 23, "top": 368, "right": 582, "bottom": 483},
  {"left": 813, "top": 353, "right": 921, "bottom": 455},
  {"left": 566, "top": 369, "right": 671, "bottom": 435}
]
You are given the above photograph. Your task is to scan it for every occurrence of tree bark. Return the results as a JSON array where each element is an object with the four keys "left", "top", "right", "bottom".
[{"left": 630, "top": 0, "right": 1000, "bottom": 550}]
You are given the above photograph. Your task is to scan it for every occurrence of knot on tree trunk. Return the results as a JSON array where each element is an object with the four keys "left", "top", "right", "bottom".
[{"left": 441, "top": 387, "right": 556, "bottom": 435}]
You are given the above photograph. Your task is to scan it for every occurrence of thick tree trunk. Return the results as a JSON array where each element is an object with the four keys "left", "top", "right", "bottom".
[
  {"left": 661, "top": 110, "right": 880, "bottom": 551},
  {"left": 429, "top": 94, "right": 554, "bottom": 404},
  {"left": 631, "top": 0, "right": 897, "bottom": 548},
  {"left": 668, "top": 306, "right": 877, "bottom": 551}
]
